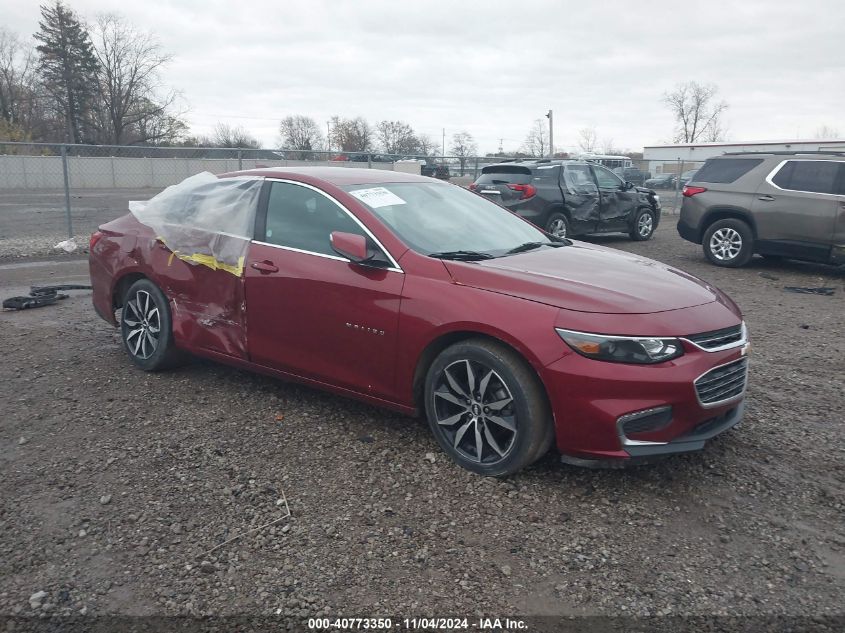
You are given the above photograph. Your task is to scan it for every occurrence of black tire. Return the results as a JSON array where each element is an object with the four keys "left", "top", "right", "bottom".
[
  {"left": 702, "top": 218, "right": 754, "bottom": 267},
  {"left": 120, "top": 278, "right": 184, "bottom": 371},
  {"left": 545, "top": 212, "right": 570, "bottom": 239},
  {"left": 629, "top": 208, "right": 656, "bottom": 241},
  {"left": 424, "top": 338, "right": 553, "bottom": 476}
]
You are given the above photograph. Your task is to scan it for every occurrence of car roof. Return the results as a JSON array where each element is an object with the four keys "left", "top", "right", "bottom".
[
  {"left": 718, "top": 150, "right": 845, "bottom": 158},
  {"left": 482, "top": 159, "right": 587, "bottom": 172},
  {"left": 220, "top": 166, "right": 434, "bottom": 185}
]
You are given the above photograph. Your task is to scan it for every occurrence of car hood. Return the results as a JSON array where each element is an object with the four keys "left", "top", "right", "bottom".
[{"left": 442, "top": 242, "right": 718, "bottom": 314}]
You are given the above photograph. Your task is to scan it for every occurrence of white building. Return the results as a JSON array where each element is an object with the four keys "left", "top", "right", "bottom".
[{"left": 643, "top": 139, "right": 845, "bottom": 174}]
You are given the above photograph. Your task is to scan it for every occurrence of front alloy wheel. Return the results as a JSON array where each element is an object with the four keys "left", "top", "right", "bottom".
[
  {"left": 424, "top": 339, "right": 553, "bottom": 476},
  {"left": 432, "top": 360, "right": 517, "bottom": 464},
  {"left": 629, "top": 209, "right": 655, "bottom": 241}
]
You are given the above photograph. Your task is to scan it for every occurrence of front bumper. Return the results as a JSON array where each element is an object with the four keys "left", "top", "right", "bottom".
[{"left": 542, "top": 342, "right": 748, "bottom": 463}]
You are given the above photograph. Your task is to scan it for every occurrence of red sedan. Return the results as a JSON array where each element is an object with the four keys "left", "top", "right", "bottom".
[{"left": 89, "top": 167, "right": 749, "bottom": 475}]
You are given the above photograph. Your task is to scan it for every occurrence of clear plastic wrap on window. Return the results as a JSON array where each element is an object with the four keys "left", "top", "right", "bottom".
[{"left": 129, "top": 172, "right": 262, "bottom": 276}]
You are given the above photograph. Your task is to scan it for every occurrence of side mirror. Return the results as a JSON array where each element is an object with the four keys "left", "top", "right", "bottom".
[
  {"left": 330, "top": 231, "right": 369, "bottom": 263},
  {"left": 624, "top": 181, "right": 635, "bottom": 190}
]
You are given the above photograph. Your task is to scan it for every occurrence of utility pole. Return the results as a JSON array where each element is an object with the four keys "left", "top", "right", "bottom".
[
  {"left": 326, "top": 121, "right": 331, "bottom": 156},
  {"left": 546, "top": 110, "right": 554, "bottom": 157},
  {"left": 498, "top": 138, "right": 503, "bottom": 154},
  {"left": 442, "top": 128, "right": 446, "bottom": 158}
]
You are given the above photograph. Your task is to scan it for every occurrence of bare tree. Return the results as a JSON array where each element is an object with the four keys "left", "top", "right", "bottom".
[
  {"left": 416, "top": 134, "right": 437, "bottom": 156},
  {"left": 662, "top": 81, "right": 728, "bottom": 143},
  {"left": 278, "top": 114, "right": 322, "bottom": 152},
  {"left": 209, "top": 122, "right": 259, "bottom": 148},
  {"left": 814, "top": 124, "right": 841, "bottom": 139},
  {"left": 450, "top": 130, "right": 477, "bottom": 175},
  {"left": 375, "top": 120, "right": 418, "bottom": 156},
  {"left": 522, "top": 119, "right": 548, "bottom": 157},
  {"left": 133, "top": 100, "right": 188, "bottom": 145},
  {"left": 600, "top": 138, "right": 624, "bottom": 155},
  {"left": 577, "top": 127, "right": 598, "bottom": 153},
  {"left": 0, "top": 27, "right": 38, "bottom": 136},
  {"left": 329, "top": 115, "right": 372, "bottom": 153},
  {"left": 90, "top": 14, "right": 179, "bottom": 145}
]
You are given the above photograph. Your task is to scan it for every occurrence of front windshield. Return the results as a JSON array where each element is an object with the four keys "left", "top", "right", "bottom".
[{"left": 343, "top": 182, "right": 552, "bottom": 256}]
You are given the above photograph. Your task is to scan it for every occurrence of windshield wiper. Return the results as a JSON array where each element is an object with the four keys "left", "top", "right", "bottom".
[
  {"left": 428, "top": 250, "right": 494, "bottom": 261},
  {"left": 505, "top": 241, "right": 567, "bottom": 255}
]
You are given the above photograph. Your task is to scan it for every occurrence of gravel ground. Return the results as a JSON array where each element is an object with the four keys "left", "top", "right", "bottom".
[{"left": 0, "top": 223, "right": 843, "bottom": 630}]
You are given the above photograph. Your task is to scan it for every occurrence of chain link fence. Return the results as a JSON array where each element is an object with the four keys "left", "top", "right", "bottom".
[
  {"left": 0, "top": 142, "right": 697, "bottom": 256},
  {"left": 644, "top": 158, "right": 706, "bottom": 214},
  {"left": 0, "top": 142, "right": 525, "bottom": 254}
]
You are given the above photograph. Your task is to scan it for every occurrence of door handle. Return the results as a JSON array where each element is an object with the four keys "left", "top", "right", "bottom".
[
  {"left": 757, "top": 195, "right": 775, "bottom": 201},
  {"left": 250, "top": 260, "right": 279, "bottom": 273}
]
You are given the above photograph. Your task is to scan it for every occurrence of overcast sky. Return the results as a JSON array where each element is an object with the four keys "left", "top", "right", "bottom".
[{"left": 3, "top": 0, "right": 844, "bottom": 153}]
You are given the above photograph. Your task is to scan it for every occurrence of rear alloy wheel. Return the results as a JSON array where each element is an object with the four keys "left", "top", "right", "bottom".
[
  {"left": 424, "top": 339, "right": 552, "bottom": 476},
  {"left": 629, "top": 208, "right": 656, "bottom": 241},
  {"left": 545, "top": 213, "right": 570, "bottom": 239},
  {"left": 702, "top": 218, "right": 754, "bottom": 267},
  {"left": 121, "top": 279, "right": 184, "bottom": 371}
]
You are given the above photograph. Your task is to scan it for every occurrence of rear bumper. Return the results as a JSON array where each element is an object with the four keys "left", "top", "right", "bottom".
[{"left": 677, "top": 216, "right": 702, "bottom": 244}]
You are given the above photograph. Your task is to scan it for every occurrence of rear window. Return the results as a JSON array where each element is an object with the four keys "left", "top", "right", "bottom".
[
  {"left": 476, "top": 166, "right": 532, "bottom": 185},
  {"left": 694, "top": 158, "right": 763, "bottom": 183},
  {"left": 771, "top": 160, "right": 841, "bottom": 195}
]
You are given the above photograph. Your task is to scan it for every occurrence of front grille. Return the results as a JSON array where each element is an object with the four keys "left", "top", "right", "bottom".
[
  {"left": 695, "top": 358, "right": 748, "bottom": 405},
  {"left": 685, "top": 324, "right": 744, "bottom": 350}
]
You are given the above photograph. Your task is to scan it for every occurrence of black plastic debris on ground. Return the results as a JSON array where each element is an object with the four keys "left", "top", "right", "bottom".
[
  {"left": 2, "top": 284, "right": 92, "bottom": 310},
  {"left": 783, "top": 286, "right": 836, "bottom": 296}
]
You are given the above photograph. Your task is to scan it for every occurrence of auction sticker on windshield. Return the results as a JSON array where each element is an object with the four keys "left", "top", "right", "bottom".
[{"left": 349, "top": 187, "right": 406, "bottom": 208}]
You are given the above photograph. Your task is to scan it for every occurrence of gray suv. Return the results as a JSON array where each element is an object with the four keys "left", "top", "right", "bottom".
[{"left": 677, "top": 152, "right": 845, "bottom": 267}]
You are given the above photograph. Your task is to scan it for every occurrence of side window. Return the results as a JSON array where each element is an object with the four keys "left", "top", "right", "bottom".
[
  {"left": 592, "top": 165, "right": 624, "bottom": 189},
  {"left": 837, "top": 164, "right": 845, "bottom": 195},
  {"left": 531, "top": 165, "right": 560, "bottom": 184},
  {"left": 771, "top": 160, "right": 839, "bottom": 195},
  {"left": 562, "top": 165, "right": 598, "bottom": 195},
  {"left": 263, "top": 182, "right": 366, "bottom": 256}
]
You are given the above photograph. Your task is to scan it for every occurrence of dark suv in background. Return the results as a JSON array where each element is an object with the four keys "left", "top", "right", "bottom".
[
  {"left": 678, "top": 152, "right": 845, "bottom": 267},
  {"left": 470, "top": 159, "right": 661, "bottom": 240},
  {"left": 612, "top": 166, "right": 651, "bottom": 185}
]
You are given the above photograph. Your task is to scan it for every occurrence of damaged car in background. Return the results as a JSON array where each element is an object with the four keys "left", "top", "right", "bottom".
[
  {"left": 469, "top": 159, "right": 661, "bottom": 241},
  {"left": 89, "top": 167, "right": 749, "bottom": 475}
]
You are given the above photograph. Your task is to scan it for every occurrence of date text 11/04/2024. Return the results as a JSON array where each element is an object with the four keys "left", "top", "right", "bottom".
[{"left": 307, "top": 617, "right": 527, "bottom": 630}]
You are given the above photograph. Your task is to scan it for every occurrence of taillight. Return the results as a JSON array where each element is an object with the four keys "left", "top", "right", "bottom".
[
  {"left": 468, "top": 183, "right": 478, "bottom": 191},
  {"left": 683, "top": 186, "right": 707, "bottom": 197},
  {"left": 507, "top": 183, "right": 537, "bottom": 200},
  {"left": 89, "top": 231, "right": 103, "bottom": 251}
]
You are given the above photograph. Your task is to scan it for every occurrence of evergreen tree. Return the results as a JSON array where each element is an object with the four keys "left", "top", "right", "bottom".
[{"left": 34, "top": 1, "right": 99, "bottom": 143}]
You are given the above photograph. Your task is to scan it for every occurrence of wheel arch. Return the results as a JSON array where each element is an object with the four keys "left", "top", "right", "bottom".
[
  {"left": 701, "top": 207, "right": 758, "bottom": 238},
  {"left": 411, "top": 329, "right": 552, "bottom": 418},
  {"left": 544, "top": 204, "right": 570, "bottom": 224},
  {"left": 111, "top": 272, "right": 148, "bottom": 311}
]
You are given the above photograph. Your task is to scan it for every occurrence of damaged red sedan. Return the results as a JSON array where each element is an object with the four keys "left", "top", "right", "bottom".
[{"left": 89, "top": 167, "right": 750, "bottom": 475}]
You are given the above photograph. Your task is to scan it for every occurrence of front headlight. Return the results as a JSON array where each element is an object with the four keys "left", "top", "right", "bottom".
[{"left": 556, "top": 328, "right": 683, "bottom": 364}]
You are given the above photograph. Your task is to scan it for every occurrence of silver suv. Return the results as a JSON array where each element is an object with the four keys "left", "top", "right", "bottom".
[{"left": 677, "top": 152, "right": 845, "bottom": 267}]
